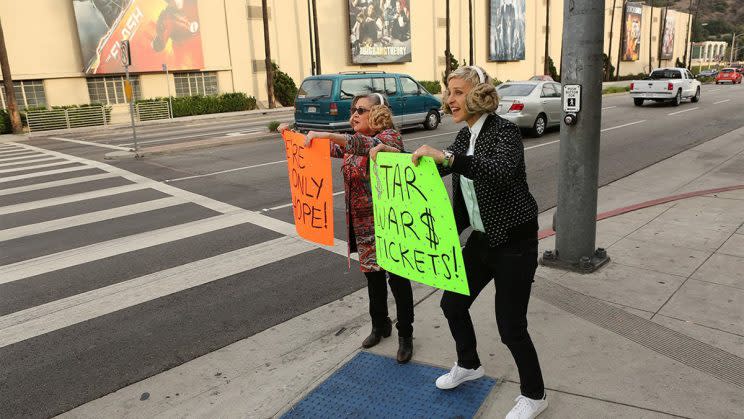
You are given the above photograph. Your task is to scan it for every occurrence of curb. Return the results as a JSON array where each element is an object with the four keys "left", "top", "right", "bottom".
[{"left": 538, "top": 184, "right": 744, "bottom": 240}]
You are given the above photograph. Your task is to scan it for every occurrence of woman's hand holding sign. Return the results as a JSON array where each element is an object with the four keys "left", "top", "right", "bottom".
[
  {"left": 411, "top": 145, "right": 446, "bottom": 166},
  {"left": 370, "top": 143, "right": 401, "bottom": 162}
]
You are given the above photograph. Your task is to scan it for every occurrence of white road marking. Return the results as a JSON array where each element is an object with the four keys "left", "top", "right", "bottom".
[
  {"left": 0, "top": 165, "right": 92, "bottom": 184},
  {"left": 402, "top": 130, "right": 460, "bottom": 143},
  {"left": 0, "top": 156, "right": 60, "bottom": 168},
  {"left": 0, "top": 236, "right": 315, "bottom": 349},
  {"left": 0, "top": 160, "right": 74, "bottom": 174},
  {"left": 8, "top": 142, "right": 353, "bottom": 259},
  {"left": 0, "top": 173, "right": 116, "bottom": 196},
  {"left": 714, "top": 99, "right": 731, "bottom": 105},
  {"left": 0, "top": 153, "right": 46, "bottom": 163},
  {"left": 600, "top": 120, "right": 647, "bottom": 132},
  {"left": 668, "top": 107, "right": 699, "bottom": 116},
  {"left": 48, "top": 136, "right": 131, "bottom": 151},
  {"left": 525, "top": 139, "right": 559, "bottom": 150},
  {"left": 118, "top": 128, "right": 264, "bottom": 147},
  {"left": 602, "top": 106, "right": 617, "bottom": 110},
  {"left": 0, "top": 150, "right": 39, "bottom": 158},
  {"left": 0, "top": 183, "right": 149, "bottom": 216},
  {"left": 165, "top": 160, "right": 287, "bottom": 182},
  {"left": 0, "top": 197, "right": 183, "bottom": 241}
]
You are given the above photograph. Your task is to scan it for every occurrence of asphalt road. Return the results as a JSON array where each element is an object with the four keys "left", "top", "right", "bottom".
[{"left": 1, "top": 83, "right": 742, "bottom": 418}]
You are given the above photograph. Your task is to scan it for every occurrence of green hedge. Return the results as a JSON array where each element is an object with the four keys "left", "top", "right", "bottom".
[
  {"left": 138, "top": 92, "right": 258, "bottom": 117},
  {"left": 0, "top": 110, "right": 11, "bottom": 134},
  {"left": 419, "top": 80, "right": 442, "bottom": 94}
]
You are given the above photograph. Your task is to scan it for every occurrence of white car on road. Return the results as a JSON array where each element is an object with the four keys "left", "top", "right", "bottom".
[{"left": 629, "top": 68, "right": 701, "bottom": 107}]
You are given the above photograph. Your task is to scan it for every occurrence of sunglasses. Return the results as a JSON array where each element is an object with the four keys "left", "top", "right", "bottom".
[{"left": 350, "top": 107, "right": 370, "bottom": 115}]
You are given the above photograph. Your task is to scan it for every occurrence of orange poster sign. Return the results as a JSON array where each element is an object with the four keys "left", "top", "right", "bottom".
[{"left": 282, "top": 131, "right": 334, "bottom": 246}]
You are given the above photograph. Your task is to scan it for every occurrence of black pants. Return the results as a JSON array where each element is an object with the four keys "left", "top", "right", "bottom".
[
  {"left": 440, "top": 231, "right": 545, "bottom": 400},
  {"left": 364, "top": 270, "right": 414, "bottom": 338}
]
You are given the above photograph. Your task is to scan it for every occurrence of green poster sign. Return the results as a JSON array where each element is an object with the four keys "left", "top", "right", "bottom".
[{"left": 370, "top": 153, "right": 469, "bottom": 296}]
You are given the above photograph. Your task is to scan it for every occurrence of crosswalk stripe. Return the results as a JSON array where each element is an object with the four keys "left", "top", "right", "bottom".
[
  {"left": 0, "top": 183, "right": 151, "bottom": 216},
  {"left": 0, "top": 173, "right": 117, "bottom": 196},
  {"left": 0, "top": 151, "right": 41, "bottom": 160},
  {"left": 0, "top": 211, "right": 270, "bottom": 285},
  {"left": 0, "top": 236, "right": 315, "bottom": 349},
  {"left": 0, "top": 197, "right": 184, "bottom": 242},
  {"left": 0, "top": 165, "right": 91, "bottom": 184},
  {"left": 8, "top": 142, "right": 353, "bottom": 259},
  {"left": 0, "top": 156, "right": 60, "bottom": 168},
  {"left": 0, "top": 160, "right": 73, "bottom": 174}
]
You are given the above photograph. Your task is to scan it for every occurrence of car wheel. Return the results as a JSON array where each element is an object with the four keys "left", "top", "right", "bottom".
[
  {"left": 531, "top": 114, "right": 547, "bottom": 137},
  {"left": 672, "top": 90, "right": 682, "bottom": 106},
  {"left": 423, "top": 110, "right": 439, "bottom": 130},
  {"left": 691, "top": 87, "right": 700, "bottom": 103},
  {"left": 633, "top": 98, "right": 644, "bottom": 106}
]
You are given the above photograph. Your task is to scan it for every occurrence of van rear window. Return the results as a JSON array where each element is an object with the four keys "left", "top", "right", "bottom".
[
  {"left": 339, "top": 78, "right": 377, "bottom": 99},
  {"left": 298, "top": 80, "right": 332, "bottom": 99}
]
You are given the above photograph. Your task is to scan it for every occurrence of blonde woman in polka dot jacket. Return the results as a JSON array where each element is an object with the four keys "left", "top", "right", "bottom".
[{"left": 372, "top": 66, "right": 548, "bottom": 419}]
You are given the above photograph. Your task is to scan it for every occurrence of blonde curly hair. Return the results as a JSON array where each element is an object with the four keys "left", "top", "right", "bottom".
[
  {"left": 441, "top": 66, "right": 499, "bottom": 116},
  {"left": 351, "top": 94, "right": 395, "bottom": 132}
]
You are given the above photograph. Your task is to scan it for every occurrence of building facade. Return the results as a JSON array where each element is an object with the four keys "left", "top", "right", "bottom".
[
  {"left": 0, "top": 0, "right": 692, "bottom": 114},
  {"left": 691, "top": 41, "right": 729, "bottom": 68}
]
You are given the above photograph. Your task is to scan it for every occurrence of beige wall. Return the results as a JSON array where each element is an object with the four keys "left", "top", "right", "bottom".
[{"left": 0, "top": 0, "right": 691, "bottom": 108}]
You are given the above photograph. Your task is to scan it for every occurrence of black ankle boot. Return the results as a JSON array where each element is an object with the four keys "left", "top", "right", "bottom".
[
  {"left": 362, "top": 318, "right": 392, "bottom": 348},
  {"left": 397, "top": 336, "right": 413, "bottom": 364}
]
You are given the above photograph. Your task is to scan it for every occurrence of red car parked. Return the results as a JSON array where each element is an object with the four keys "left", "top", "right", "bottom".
[{"left": 715, "top": 68, "right": 743, "bottom": 84}]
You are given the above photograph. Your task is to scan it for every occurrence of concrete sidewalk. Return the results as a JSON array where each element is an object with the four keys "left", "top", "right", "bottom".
[{"left": 62, "top": 127, "right": 744, "bottom": 418}]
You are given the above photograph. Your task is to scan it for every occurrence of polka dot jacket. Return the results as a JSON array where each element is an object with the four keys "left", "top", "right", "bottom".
[{"left": 439, "top": 113, "right": 538, "bottom": 247}]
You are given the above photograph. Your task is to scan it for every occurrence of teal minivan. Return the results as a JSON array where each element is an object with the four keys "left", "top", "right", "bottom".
[{"left": 294, "top": 72, "right": 442, "bottom": 132}]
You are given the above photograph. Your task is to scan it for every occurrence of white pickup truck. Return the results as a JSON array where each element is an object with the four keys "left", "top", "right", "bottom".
[{"left": 629, "top": 68, "right": 701, "bottom": 107}]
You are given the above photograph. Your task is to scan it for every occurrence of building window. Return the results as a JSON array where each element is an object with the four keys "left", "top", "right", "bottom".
[
  {"left": 86, "top": 76, "right": 141, "bottom": 105},
  {"left": 0, "top": 80, "right": 47, "bottom": 109},
  {"left": 174, "top": 72, "right": 218, "bottom": 97}
]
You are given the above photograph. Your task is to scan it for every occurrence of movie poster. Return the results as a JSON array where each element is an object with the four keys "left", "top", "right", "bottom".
[
  {"left": 488, "top": 0, "right": 526, "bottom": 62},
  {"left": 622, "top": 3, "right": 643, "bottom": 61},
  {"left": 660, "top": 9, "right": 676, "bottom": 60},
  {"left": 348, "top": 0, "right": 412, "bottom": 64},
  {"left": 73, "top": 0, "right": 204, "bottom": 74}
]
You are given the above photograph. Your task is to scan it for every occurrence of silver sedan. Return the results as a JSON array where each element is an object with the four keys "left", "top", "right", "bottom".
[{"left": 495, "top": 81, "right": 563, "bottom": 137}]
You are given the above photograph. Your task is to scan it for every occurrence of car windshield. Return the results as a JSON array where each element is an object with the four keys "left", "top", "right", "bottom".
[
  {"left": 721, "top": 69, "right": 734, "bottom": 73},
  {"left": 648, "top": 70, "right": 682, "bottom": 80},
  {"left": 298, "top": 79, "right": 332, "bottom": 99},
  {"left": 497, "top": 84, "right": 536, "bottom": 97}
]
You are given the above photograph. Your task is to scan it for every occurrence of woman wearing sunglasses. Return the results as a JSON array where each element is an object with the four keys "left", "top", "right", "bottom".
[
  {"left": 372, "top": 67, "right": 547, "bottom": 419},
  {"left": 278, "top": 93, "right": 415, "bottom": 364}
]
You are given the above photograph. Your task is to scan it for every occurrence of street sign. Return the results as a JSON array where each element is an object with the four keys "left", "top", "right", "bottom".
[
  {"left": 123, "top": 80, "right": 133, "bottom": 102},
  {"left": 563, "top": 84, "right": 581, "bottom": 112},
  {"left": 120, "top": 40, "right": 131, "bottom": 67}
]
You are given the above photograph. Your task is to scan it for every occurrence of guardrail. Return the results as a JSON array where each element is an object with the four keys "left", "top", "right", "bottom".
[
  {"left": 136, "top": 101, "right": 171, "bottom": 121},
  {"left": 25, "top": 106, "right": 111, "bottom": 132},
  {"left": 24, "top": 102, "right": 173, "bottom": 133}
]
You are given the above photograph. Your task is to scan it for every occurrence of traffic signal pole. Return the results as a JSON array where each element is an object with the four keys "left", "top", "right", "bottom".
[{"left": 541, "top": 0, "right": 610, "bottom": 273}]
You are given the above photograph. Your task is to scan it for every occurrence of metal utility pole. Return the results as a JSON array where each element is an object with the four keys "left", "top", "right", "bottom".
[
  {"left": 730, "top": 33, "right": 736, "bottom": 64},
  {"left": 541, "top": 0, "right": 609, "bottom": 273},
  {"left": 0, "top": 19, "right": 22, "bottom": 134},
  {"left": 120, "top": 41, "right": 140, "bottom": 156},
  {"left": 544, "top": 0, "right": 551, "bottom": 75},
  {"left": 468, "top": 0, "right": 474, "bottom": 66},
  {"left": 307, "top": 0, "right": 315, "bottom": 75},
  {"left": 311, "top": 0, "right": 321, "bottom": 74},
  {"left": 607, "top": 0, "right": 618, "bottom": 80},
  {"left": 445, "top": 0, "right": 451, "bottom": 79},
  {"left": 261, "top": 0, "right": 275, "bottom": 108}
]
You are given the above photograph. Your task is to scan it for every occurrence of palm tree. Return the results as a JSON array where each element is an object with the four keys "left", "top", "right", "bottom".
[{"left": 0, "top": 19, "right": 22, "bottom": 133}]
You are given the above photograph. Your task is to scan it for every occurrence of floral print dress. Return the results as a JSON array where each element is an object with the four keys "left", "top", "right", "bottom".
[{"left": 331, "top": 128, "right": 404, "bottom": 272}]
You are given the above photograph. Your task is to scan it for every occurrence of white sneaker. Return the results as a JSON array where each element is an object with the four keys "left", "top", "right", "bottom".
[
  {"left": 505, "top": 394, "right": 548, "bottom": 419},
  {"left": 435, "top": 363, "right": 485, "bottom": 389}
]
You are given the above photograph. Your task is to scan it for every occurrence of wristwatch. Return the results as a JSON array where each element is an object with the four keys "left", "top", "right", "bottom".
[{"left": 442, "top": 150, "right": 454, "bottom": 167}]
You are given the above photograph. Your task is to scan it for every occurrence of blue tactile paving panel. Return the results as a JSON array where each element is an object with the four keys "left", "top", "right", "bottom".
[{"left": 281, "top": 351, "right": 496, "bottom": 419}]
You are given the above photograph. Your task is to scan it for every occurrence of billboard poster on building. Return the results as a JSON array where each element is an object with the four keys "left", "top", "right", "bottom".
[
  {"left": 73, "top": 0, "right": 204, "bottom": 74},
  {"left": 660, "top": 9, "right": 676, "bottom": 60},
  {"left": 348, "top": 0, "right": 412, "bottom": 64},
  {"left": 622, "top": 3, "right": 643, "bottom": 61},
  {"left": 488, "top": 0, "right": 526, "bottom": 62}
]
